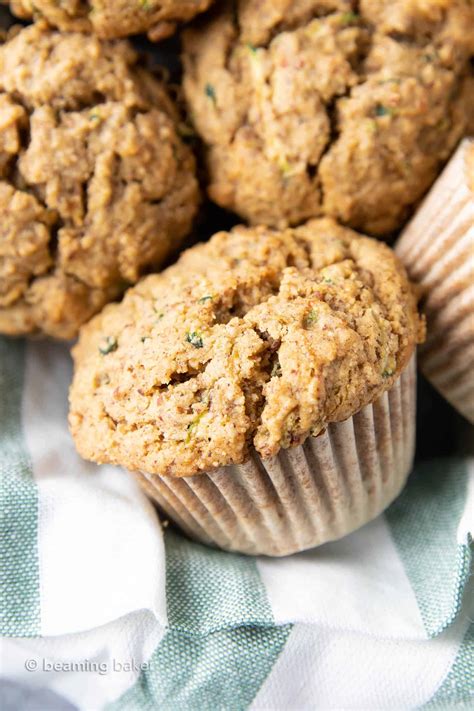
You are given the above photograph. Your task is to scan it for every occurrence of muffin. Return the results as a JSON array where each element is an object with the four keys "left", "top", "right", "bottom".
[
  {"left": 3, "top": 0, "right": 214, "bottom": 41},
  {"left": 182, "top": 0, "right": 474, "bottom": 235},
  {"left": 396, "top": 138, "right": 474, "bottom": 423},
  {"left": 0, "top": 23, "right": 199, "bottom": 339},
  {"left": 69, "top": 218, "right": 424, "bottom": 555}
]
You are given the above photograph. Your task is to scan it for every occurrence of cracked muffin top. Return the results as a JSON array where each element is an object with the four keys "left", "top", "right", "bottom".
[
  {"left": 3, "top": 0, "right": 214, "bottom": 41},
  {"left": 69, "top": 218, "right": 424, "bottom": 478},
  {"left": 183, "top": 0, "right": 474, "bottom": 235},
  {"left": 0, "top": 22, "right": 199, "bottom": 339}
]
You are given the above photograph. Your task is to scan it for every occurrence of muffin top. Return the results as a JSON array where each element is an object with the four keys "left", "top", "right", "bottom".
[
  {"left": 69, "top": 218, "right": 424, "bottom": 478},
  {"left": 183, "top": 0, "right": 473, "bottom": 235},
  {"left": 0, "top": 23, "right": 199, "bottom": 338},
  {"left": 4, "top": 0, "right": 214, "bottom": 41}
]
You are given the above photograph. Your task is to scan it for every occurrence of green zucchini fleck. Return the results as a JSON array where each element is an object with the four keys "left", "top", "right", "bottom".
[
  {"left": 205, "top": 83, "right": 217, "bottom": 104},
  {"left": 99, "top": 336, "right": 118, "bottom": 356},
  {"left": 186, "top": 331, "right": 204, "bottom": 348}
]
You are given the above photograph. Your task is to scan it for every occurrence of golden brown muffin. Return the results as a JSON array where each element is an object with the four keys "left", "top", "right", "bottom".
[
  {"left": 3, "top": 0, "right": 214, "bottom": 41},
  {"left": 69, "top": 218, "right": 424, "bottom": 478},
  {"left": 183, "top": 0, "right": 473, "bottom": 235},
  {"left": 0, "top": 23, "right": 199, "bottom": 339}
]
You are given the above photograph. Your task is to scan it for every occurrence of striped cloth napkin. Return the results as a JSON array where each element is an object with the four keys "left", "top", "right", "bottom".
[{"left": 1, "top": 336, "right": 473, "bottom": 711}]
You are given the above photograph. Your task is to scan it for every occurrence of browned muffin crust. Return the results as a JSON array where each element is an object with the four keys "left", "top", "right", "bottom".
[
  {"left": 0, "top": 23, "right": 199, "bottom": 339},
  {"left": 4, "top": 0, "right": 214, "bottom": 41},
  {"left": 69, "top": 218, "right": 424, "bottom": 478},
  {"left": 183, "top": 0, "right": 474, "bottom": 235}
]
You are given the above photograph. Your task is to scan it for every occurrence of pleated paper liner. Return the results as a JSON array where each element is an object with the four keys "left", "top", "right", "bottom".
[
  {"left": 134, "top": 355, "right": 417, "bottom": 557},
  {"left": 396, "top": 138, "right": 474, "bottom": 423}
]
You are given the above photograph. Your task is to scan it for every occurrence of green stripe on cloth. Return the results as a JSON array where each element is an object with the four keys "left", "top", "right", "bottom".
[
  {"left": 386, "top": 459, "right": 472, "bottom": 638},
  {"left": 0, "top": 338, "right": 40, "bottom": 636},
  {"left": 110, "top": 625, "right": 291, "bottom": 711},
  {"left": 424, "top": 623, "right": 474, "bottom": 708},
  {"left": 109, "top": 529, "right": 291, "bottom": 710},
  {"left": 165, "top": 528, "right": 274, "bottom": 633}
]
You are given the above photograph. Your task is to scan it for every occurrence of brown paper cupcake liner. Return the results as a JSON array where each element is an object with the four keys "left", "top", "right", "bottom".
[
  {"left": 133, "top": 355, "right": 417, "bottom": 557},
  {"left": 396, "top": 139, "right": 474, "bottom": 422}
]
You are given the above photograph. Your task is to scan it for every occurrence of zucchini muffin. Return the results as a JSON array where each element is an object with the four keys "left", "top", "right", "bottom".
[
  {"left": 70, "top": 218, "right": 424, "bottom": 555},
  {"left": 3, "top": 0, "right": 214, "bottom": 41},
  {"left": 0, "top": 23, "right": 199, "bottom": 339},
  {"left": 397, "top": 138, "right": 474, "bottom": 423},
  {"left": 183, "top": 0, "right": 474, "bottom": 235}
]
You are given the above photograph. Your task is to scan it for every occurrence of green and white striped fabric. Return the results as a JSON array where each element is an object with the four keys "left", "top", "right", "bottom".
[{"left": 1, "top": 337, "right": 473, "bottom": 710}]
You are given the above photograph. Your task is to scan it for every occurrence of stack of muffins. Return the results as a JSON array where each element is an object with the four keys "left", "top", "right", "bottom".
[{"left": 1, "top": 0, "right": 472, "bottom": 555}]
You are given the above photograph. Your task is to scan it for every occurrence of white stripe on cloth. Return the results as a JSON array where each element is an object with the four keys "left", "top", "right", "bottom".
[
  {"left": 1, "top": 610, "right": 164, "bottom": 710},
  {"left": 257, "top": 515, "right": 425, "bottom": 639},
  {"left": 251, "top": 583, "right": 474, "bottom": 711},
  {"left": 457, "top": 460, "right": 474, "bottom": 546},
  {"left": 22, "top": 341, "right": 167, "bottom": 637}
]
